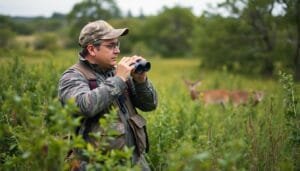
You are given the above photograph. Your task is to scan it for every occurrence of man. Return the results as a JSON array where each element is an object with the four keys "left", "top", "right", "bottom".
[{"left": 58, "top": 20, "right": 157, "bottom": 170}]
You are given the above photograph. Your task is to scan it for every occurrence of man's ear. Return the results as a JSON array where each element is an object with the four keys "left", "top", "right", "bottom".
[{"left": 86, "top": 45, "right": 96, "bottom": 56}]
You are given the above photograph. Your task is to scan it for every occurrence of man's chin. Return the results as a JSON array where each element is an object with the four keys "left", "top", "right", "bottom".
[
  {"left": 109, "top": 63, "right": 117, "bottom": 69},
  {"left": 111, "top": 61, "right": 117, "bottom": 66}
]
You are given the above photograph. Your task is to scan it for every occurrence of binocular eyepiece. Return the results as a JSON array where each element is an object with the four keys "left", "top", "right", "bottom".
[{"left": 133, "top": 59, "right": 151, "bottom": 74}]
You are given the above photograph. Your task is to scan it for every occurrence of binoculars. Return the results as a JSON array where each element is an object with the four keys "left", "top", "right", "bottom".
[{"left": 133, "top": 59, "right": 151, "bottom": 73}]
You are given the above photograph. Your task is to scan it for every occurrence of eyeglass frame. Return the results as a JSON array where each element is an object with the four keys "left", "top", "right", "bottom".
[{"left": 92, "top": 39, "right": 120, "bottom": 50}]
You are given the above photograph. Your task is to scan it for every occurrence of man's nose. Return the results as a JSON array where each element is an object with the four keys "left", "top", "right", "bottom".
[{"left": 114, "top": 47, "right": 120, "bottom": 53}]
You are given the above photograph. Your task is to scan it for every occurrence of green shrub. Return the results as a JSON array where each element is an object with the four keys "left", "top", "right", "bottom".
[
  {"left": 33, "top": 33, "right": 60, "bottom": 51},
  {"left": 0, "top": 56, "right": 298, "bottom": 170},
  {"left": 0, "top": 28, "right": 16, "bottom": 48}
]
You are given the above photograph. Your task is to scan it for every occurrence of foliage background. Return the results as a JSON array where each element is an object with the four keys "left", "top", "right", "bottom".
[
  {"left": 1, "top": 0, "right": 299, "bottom": 79},
  {"left": 0, "top": 0, "right": 299, "bottom": 170}
]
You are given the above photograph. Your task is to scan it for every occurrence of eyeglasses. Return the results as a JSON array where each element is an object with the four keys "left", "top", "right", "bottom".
[{"left": 101, "top": 41, "right": 120, "bottom": 50}]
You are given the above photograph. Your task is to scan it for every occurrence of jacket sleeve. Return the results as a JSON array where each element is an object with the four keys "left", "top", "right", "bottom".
[
  {"left": 129, "top": 78, "right": 158, "bottom": 111},
  {"left": 58, "top": 69, "right": 127, "bottom": 118}
]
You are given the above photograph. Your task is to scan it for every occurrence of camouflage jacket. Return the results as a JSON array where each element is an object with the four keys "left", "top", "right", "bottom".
[{"left": 58, "top": 55, "right": 158, "bottom": 160}]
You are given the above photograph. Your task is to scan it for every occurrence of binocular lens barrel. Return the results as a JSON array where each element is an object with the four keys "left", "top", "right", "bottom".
[{"left": 134, "top": 60, "right": 151, "bottom": 73}]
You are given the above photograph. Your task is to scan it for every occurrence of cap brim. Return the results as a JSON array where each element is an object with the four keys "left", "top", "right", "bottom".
[{"left": 102, "top": 28, "right": 129, "bottom": 39}]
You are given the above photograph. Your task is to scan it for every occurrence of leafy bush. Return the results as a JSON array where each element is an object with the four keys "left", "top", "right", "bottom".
[
  {"left": 33, "top": 33, "right": 60, "bottom": 51},
  {"left": 0, "top": 28, "right": 16, "bottom": 48},
  {"left": 0, "top": 57, "right": 133, "bottom": 170},
  {"left": 0, "top": 55, "right": 298, "bottom": 170}
]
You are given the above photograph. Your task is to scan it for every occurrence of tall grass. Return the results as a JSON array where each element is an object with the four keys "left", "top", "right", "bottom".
[{"left": 0, "top": 51, "right": 299, "bottom": 170}]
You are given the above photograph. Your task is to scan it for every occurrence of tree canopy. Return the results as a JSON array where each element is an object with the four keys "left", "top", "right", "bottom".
[{"left": 1, "top": 0, "right": 299, "bottom": 79}]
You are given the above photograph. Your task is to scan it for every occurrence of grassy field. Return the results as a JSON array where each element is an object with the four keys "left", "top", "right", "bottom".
[{"left": 0, "top": 50, "right": 299, "bottom": 170}]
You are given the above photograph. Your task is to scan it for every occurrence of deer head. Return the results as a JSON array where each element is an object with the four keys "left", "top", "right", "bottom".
[
  {"left": 251, "top": 91, "right": 264, "bottom": 105},
  {"left": 183, "top": 78, "right": 230, "bottom": 106},
  {"left": 183, "top": 78, "right": 202, "bottom": 100}
]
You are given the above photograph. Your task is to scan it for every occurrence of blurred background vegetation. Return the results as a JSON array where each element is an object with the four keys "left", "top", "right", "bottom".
[
  {"left": 0, "top": 0, "right": 299, "bottom": 170},
  {"left": 0, "top": 0, "right": 299, "bottom": 80}
]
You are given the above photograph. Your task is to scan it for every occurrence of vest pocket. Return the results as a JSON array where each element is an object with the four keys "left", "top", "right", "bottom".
[
  {"left": 128, "top": 114, "right": 147, "bottom": 154},
  {"left": 105, "top": 121, "right": 126, "bottom": 150},
  {"left": 89, "top": 121, "right": 126, "bottom": 151}
]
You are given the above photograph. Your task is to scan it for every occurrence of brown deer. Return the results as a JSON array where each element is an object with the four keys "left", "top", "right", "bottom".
[
  {"left": 183, "top": 79, "right": 264, "bottom": 107},
  {"left": 183, "top": 79, "right": 230, "bottom": 106}
]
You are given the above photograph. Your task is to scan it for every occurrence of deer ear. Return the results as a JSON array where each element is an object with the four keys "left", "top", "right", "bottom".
[
  {"left": 193, "top": 80, "right": 202, "bottom": 87},
  {"left": 182, "top": 77, "right": 192, "bottom": 85}
]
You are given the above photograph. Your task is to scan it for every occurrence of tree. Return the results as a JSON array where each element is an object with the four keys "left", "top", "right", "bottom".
[
  {"left": 196, "top": 0, "right": 299, "bottom": 78},
  {"left": 0, "top": 15, "right": 16, "bottom": 47},
  {"left": 279, "top": 0, "right": 300, "bottom": 80},
  {"left": 142, "top": 6, "right": 196, "bottom": 57},
  {"left": 219, "top": 0, "right": 279, "bottom": 75},
  {"left": 0, "top": 28, "right": 16, "bottom": 48},
  {"left": 193, "top": 15, "right": 263, "bottom": 74},
  {"left": 221, "top": 0, "right": 300, "bottom": 80}
]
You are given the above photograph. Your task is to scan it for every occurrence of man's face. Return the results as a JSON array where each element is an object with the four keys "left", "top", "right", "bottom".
[{"left": 93, "top": 38, "right": 120, "bottom": 70}]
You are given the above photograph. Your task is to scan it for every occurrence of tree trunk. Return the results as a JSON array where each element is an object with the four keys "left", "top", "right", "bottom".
[
  {"left": 294, "top": 0, "right": 300, "bottom": 81},
  {"left": 248, "top": 9, "right": 275, "bottom": 76}
]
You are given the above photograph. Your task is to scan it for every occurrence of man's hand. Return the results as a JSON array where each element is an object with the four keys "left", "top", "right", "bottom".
[
  {"left": 115, "top": 55, "right": 147, "bottom": 83},
  {"left": 115, "top": 57, "right": 135, "bottom": 81}
]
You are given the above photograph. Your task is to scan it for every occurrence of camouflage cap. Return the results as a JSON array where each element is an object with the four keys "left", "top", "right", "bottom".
[{"left": 78, "top": 20, "right": 129, "bottom": 47}]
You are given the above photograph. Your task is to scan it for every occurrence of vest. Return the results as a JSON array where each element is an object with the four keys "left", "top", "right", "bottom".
[{"left": 71, "top": 62, "right": 149, "bottom": 156}]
